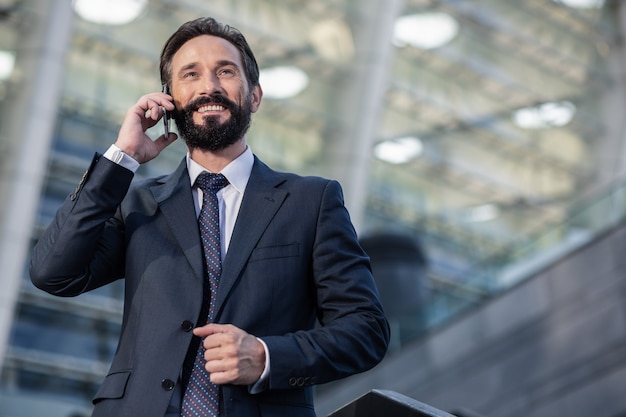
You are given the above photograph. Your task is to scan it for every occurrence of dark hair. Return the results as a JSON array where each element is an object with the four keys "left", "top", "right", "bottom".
[{"left": 159, "top": 17, "right": 259, "bottom": 90}]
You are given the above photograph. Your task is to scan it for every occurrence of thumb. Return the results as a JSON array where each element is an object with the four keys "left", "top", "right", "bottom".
[
  {"left": 193, "top": 323, "right": 228, "bottom": 338},
  {"left": 154, "top": 132, "right": 178, "bottom": 152}
]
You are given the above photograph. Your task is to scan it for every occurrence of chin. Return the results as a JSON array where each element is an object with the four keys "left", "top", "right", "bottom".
[{"left": 197, "top": 113, "right": 227, "bottom": 126}]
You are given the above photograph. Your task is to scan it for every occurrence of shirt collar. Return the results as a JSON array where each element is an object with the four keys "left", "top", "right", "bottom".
[{"left": 187, "top": 146, "right": 254, "bottom": 194}]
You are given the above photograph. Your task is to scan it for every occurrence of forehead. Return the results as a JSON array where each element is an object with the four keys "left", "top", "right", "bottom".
[{"left": 172, "top": 34, "right": 243, "bottom": 70}]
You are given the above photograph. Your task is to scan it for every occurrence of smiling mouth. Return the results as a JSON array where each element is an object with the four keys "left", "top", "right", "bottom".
[{"left": 197, "top": 104, "right": 226, "bottom": 113}]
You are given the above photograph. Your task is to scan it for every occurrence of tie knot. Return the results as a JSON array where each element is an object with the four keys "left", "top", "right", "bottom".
[{"left": 196, "top": 172, "right": 229, "bottom": 195}]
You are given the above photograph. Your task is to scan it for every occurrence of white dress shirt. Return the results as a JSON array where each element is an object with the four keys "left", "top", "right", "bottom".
[{"left": 185, "top": 147, "right": 253, "bottom": 260}]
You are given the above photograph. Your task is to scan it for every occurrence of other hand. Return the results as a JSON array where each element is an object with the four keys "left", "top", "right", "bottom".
[{"left": 194, "top": 323, "right": 266, "bottom": 386}]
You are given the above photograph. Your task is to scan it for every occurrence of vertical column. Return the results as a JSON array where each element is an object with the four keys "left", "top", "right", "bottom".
[
  {"left": 324, "top": 0, "right": 404, "bottom": 232},
  {"left": 592, "top": 3, "right": 626, "bottom": 193},
  {"left": 0, "top": 0, "right": 74, "bottom": 370}
]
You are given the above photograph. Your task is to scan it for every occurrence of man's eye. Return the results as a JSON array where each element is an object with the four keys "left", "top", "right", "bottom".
[
  {"left": 218, "top": 69, "right": 236, "bottom": 77},
  {"left": 183, "top": 72, "right": 197, "bottom": 78}
]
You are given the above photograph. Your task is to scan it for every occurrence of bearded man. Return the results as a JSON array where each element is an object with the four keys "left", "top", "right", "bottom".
[{"left": 30, "top": 16, "right": 389, "bottom": 417}]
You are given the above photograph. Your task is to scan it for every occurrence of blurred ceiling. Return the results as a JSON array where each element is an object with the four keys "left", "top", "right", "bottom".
[{"left": 0, "top": 0, "right": 623, "bottom": 298}]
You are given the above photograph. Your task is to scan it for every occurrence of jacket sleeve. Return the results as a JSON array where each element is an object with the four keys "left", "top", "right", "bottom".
[
  {"left": 30, "top": 154, "right": 134, "bottom": 297},
  {"left": 262, "top": 180, "right": 390, "bottom": 389}
]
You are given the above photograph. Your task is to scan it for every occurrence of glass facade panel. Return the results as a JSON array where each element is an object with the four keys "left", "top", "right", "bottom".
[{"left": 10, "top": 304, "right": 119, "bottom": 362}]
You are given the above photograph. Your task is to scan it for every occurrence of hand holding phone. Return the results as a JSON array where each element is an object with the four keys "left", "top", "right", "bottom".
[{"left": 114, "top": 88, "right": 177, "bottom": 164}]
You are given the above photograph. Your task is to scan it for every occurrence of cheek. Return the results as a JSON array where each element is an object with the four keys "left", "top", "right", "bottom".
[
  {"left": 222, "top": 79, "right": 246, "bottom": 98},
  {"left": 171, "top": 84, "right": 193, "bottom": 106}
]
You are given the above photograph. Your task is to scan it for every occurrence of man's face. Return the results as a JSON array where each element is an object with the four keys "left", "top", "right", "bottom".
[{"left": 169, "top": 35, "right": 262, "bottom": 151}]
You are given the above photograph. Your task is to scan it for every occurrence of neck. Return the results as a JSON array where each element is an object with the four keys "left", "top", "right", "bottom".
[{"left": 189, "top": 139, "right": 247, "bottom": 173}]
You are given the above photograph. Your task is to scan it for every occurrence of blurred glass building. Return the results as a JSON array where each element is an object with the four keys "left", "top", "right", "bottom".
[{"left": 0, "top": 0, "right": 625, "bottom": 416}]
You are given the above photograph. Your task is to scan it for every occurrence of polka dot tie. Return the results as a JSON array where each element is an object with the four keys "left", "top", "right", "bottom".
[{"left": 182, "top": 172, "right": 229, "bottom": 417}]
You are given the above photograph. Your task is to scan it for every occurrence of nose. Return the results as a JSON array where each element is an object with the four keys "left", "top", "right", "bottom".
[{"left": 202, "top": 72, "right": 223, "bottom": 95}]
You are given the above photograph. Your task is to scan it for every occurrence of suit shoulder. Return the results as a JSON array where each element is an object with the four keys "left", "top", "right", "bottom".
[
  {"left": 128, "top": 173, "right": 169, "bottom": 190},
  {"left": 127, "top": 157, "right": 187, "bottom": 194},
  {"left": 276, "top": 171, "right": 342, "bottom": 196},
  {"left": 282, "top": 172, "right": 331, "bottom": 185},
  {"left": 254, "top": 156, "right": 337, "bottom": 190}
]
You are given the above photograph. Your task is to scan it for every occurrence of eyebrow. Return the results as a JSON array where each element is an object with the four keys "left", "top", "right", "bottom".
[
  {"left": 216, "top": 59, "right": 239, "bottom": 69},
  {"left": 177, "top": 60, "right": 240, "bottom": 76},
  {"left": 178, "top": 62, "right": 198, "bottom": 74}
]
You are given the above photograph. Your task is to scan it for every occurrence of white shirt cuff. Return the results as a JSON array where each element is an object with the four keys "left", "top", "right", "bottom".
[
  {"left": 103, "top": 144, "right": 140, "bottom": 173},
  {"left": 249, "top": 337, "right": 270, "bottom": 394}
]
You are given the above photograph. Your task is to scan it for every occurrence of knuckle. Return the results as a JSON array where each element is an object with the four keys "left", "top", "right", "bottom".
[
  {"left": 227, "top": 367, "right": 240, "bottom": 382},
  {"left": 225, "top": 344, "right": 238, "bottom": 357}
]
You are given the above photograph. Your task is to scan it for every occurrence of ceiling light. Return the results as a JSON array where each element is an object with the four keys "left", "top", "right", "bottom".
[
  {"left": 374, "top": 136, "right": 423, "bottom": 164},
  {"left": 0, "top": 50, "right": 15, "bottom": 80},
  {"left": 468, "top": 204, "right": 500, "bottom": 222},
  {"left": 557, "top": 0, "right": 604, "bottom": 9},
  {"left": 512, "top": 101, "right": 576, "bottom": 129},
  {"left": 259, "top": 66, "right": 309, "bottom": 99},
  {"left": 309, "top": 19, "right": 355, "bottom": 63},
  {"left": 393, "top": 12, "right": 459, "bottom": 50},
  {"left": 72, "top": 0, "right": 148, "bottom": 25}
]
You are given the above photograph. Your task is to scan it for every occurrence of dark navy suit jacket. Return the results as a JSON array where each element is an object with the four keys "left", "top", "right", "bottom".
[{"left": 30, "top": 153, "right": 390, "bottom": 417}]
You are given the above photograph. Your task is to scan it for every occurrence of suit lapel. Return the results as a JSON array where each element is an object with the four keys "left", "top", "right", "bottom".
[
  {"left": 145, "top": 156, "right": 288, "bottom": 320},
  {"left": 214, "top": 158, "right": 288, "bottom": 318},
  {"left": 149, "top": 159, "right": 205, "bottom": 284}
]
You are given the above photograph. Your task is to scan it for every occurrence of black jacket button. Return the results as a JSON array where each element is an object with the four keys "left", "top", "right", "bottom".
[
  {"left": 161, "top": 379, "right": 175, "bottom": 391},
  {"left": 181, "top": 320, "right": 194, "bottom": 332},
  {"left": 288, "top": 377, "right": 297, "bottom": 386}
]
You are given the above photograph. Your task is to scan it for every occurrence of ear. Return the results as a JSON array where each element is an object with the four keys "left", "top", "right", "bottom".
[{"left": 250, "top": 84, "right": 263, "bottom": 113}]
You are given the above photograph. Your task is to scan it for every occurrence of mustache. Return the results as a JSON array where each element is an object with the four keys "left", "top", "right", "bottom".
[{"left": 181, "top": 93, "right": 237, "bottom": 114}]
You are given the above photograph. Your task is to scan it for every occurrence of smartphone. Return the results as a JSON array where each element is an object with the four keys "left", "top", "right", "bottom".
[{"left": 161, "top": 84, "right": 170, "bottom": 138}]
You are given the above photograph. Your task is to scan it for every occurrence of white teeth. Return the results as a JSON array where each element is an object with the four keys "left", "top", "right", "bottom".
[{"left": 198, "top": 105, "right": 225, "bottom": 112}]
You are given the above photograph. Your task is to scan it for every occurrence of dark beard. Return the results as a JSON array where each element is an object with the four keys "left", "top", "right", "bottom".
[{"left": 173, "top": 93, "right": 252, "bottom": 152}]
